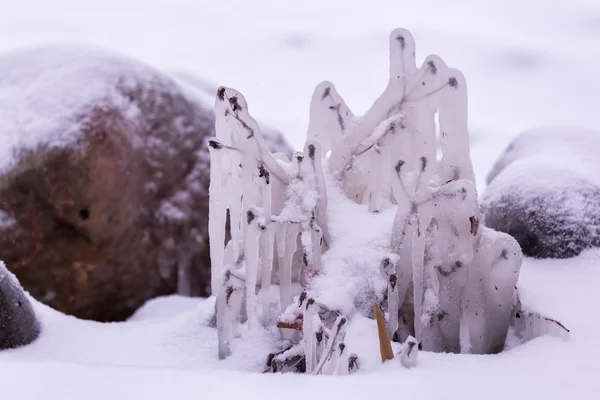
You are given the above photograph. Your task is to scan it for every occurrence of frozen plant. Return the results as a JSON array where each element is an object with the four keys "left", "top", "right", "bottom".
[
  {"left": 266, "top": 293, "right": 349, "bottom": 374},
  {"left": 307, "top": 28, "right": 524, "bottom": 355},
  {"left": 209, "top": 26, "right": 565, "bottom": 371},
  {"left": 210, "top": 86, "right": 330, "bottom": 360}
]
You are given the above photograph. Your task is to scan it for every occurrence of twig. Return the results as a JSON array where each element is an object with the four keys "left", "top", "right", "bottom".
[{"left": 277, "top": 317, "right": 303, "bottom": 331}]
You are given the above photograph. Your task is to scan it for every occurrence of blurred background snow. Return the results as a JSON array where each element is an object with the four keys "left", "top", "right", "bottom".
[
  {"left": 1, "top": 0, "right": 599, "bottom": 189},
  {"left": 2, "top": 2, "right": 600, "bottom": 398}
]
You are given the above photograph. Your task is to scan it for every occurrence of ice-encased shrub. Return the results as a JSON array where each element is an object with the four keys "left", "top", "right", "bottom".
[{"left": 208, "top": 28, "right": 566, "bottom": 373}]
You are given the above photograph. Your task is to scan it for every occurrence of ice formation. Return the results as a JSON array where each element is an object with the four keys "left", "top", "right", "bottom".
[
  {"left": 398, "top": 336, "right": 418, "bottom": 368},
  {"left": 209, "top": 27, "right": 565, "bottom": 372}
]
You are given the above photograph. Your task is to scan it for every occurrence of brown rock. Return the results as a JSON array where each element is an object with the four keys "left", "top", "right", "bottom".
[{"left": 0, "top": 46, "right": 290, "bottom": 321}]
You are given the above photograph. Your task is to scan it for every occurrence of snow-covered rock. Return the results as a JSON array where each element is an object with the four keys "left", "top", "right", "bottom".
[
  {"left": 482, "top": 127, "right": 600, "bottom": 258},
  {"left": 0, "top": 46, "right": 291, "bottom": 321},
  {"left": 0, "top": 261, "right": 40, "bottom": 350}
]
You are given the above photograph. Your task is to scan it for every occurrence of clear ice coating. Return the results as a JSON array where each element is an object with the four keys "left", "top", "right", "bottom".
[{"left": 209, "top": 27, "right": 541, "bottom": 369}]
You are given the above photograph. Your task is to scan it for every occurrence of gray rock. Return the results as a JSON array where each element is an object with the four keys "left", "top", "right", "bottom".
[
  {"left": 481, "top": 127, "right": 600, "bottom": 258},
  {"left": 0, "top": 261, "right": 40, "bottom": 350}
]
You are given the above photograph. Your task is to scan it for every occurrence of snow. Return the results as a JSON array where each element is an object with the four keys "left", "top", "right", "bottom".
[
  {"left": 2, "top": 267, "right": 597, "bottom": 398},
  {"left": 481, "top": 127, "right": 600, "bottom": 258},
  {"left": 485, "top": 127, "right": 600, "bottom": 187},
  {"left": 0, "top": 46, "right": 161, "bottom": 173},
  {"left": 2, "top": 0, "right": 600, "bottom": 398},
  {"left": 1, "top": 295, "right": 280, "bottom": 372},
  {"left": 128, "top": 294, "right": 201, "bottom": 322},
  {"left": 311, "top": 178, "right": 392, "bottom": 317},
  {"left": 482, "top": 158, "right": 599, "bottom": 234},
  {"left": 0, "top": 210, "right": 16, "bottom": 230}
]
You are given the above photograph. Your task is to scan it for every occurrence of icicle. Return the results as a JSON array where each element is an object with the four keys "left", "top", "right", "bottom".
[
  {"left": 411, "top": 218, "right": 427, "bottom": 343},
  {"left": 310, "top": 225, "right": 323, "bottom": 273},
  {"left": 314, "top": 315, "right": 347, "bottom": 374},
  {"left": 482, "top": 229, "right": 522, "bottom": 353},
  {"left": 411, "top": 183, "right": 437, "bottom": 344},
  {"left": 380, "top": 255, "right": 400, "bottom": 338},
  {"left": 216, "top": 289, "right": 230, "bottom": 359},
  {"left": 259, "top": 166, "right": 275, "bottom": 326},
  {"left": 306, "top": 141, "right": 330, "bottom": 247},
  {"left": 270, "top": 153, "right": 290, "bottom": 224},
  {"left": 362, "top": 148, "right": 384, "bottom": 212},
  {"left": 279, "top": 223, "right": 299, "bottom": 311},
  {"left": 377, "top": 134, "right": 395, "bottom": 211},
  {"left": 271, "top": 153, "right": 291, "bottom": 312},
  {"left": 427, "top": 180, "right": 478, "bottom": 352},
  {"left": 244, "top": 208, "right": 266, "bottom": 329},
  {"left": 315, "top": 325, "right": 326, "bottom": 361},
  {"left": 434, "top": 181, "right": 480, "bottom": 355},
  {"left": 320, "top": 345, "right": 339, "bottom": 375},
  {"left": 380, "top": 142, "right": 394, "bottom": 207},
  {"left": 216, "top": 257, "right": 245, "bottom": 360},
  {"left": 420, "top": 220, "right": 445, "bottom": 352},
  {"left": 390, "top": 156, "right": 434, "bottom": 343},
  {"left": 228, "top": 163, "right": 243, "bottom": 260},
  {"left": 300, "top": 230, "right": 313, "bottom": 288},
  {"left": 335, "top": 343, "right": 349, "bottom": 375},
  {"left": 208, "top": 139, "right": 227, "bottom": 295},
  {"left": 303, "top": 299, "right": 317, "bottom": 373},
  {"left": 464, "top": 226, "right": 522, "bottom": 354},
  {"left": 275, "top": 222, "right": 287, "bottom": 260}
]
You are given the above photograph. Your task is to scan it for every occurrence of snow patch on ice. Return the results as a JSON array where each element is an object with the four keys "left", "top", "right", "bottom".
[{"left": 309, "top": 174, "right": 392, "bottom": 317}]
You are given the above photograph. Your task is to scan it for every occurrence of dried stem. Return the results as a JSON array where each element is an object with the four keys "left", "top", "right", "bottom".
[{"left": 374, "top": 304, "right": 394, "bottom": 362}]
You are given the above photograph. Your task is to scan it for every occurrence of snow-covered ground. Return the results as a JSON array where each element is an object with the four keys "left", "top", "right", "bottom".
[{"left": 1, "top": 0, "right": 600, "bottom": 398}]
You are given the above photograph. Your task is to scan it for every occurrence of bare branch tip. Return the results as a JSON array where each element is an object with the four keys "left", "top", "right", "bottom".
[
  {"left": 395, "top": 159, "right": 405, "bottom": 173},
  {"left": 308, "top": 144, "right": 316, "bottom": 159},
  {"left": 396, "top": 35, "right": 406, "bottom": 49},
  {"left": 208, "top": 139, "right": 222, "bottom": 150},
  {"left": 247, "top": 210, "right": 255, "bottom": 225},
  {"left": 217, "top": 87, "right": 226, "bottom": 101},
  {"left": 229, "top": 95, "right": 242, "bottom": 111},
  {"left": 298, "top": 291, "right": 307, "bottom": 306},
  {"left": 420, "top": 156, "right": 428, "bottom": 172},
  {"left": 427, "top": 60, "right": 437, "bottom": 75}
]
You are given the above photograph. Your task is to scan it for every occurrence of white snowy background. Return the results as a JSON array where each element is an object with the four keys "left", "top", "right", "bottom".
[{"left": 1, "top": 0, "right": 600, "bottom": 398}]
